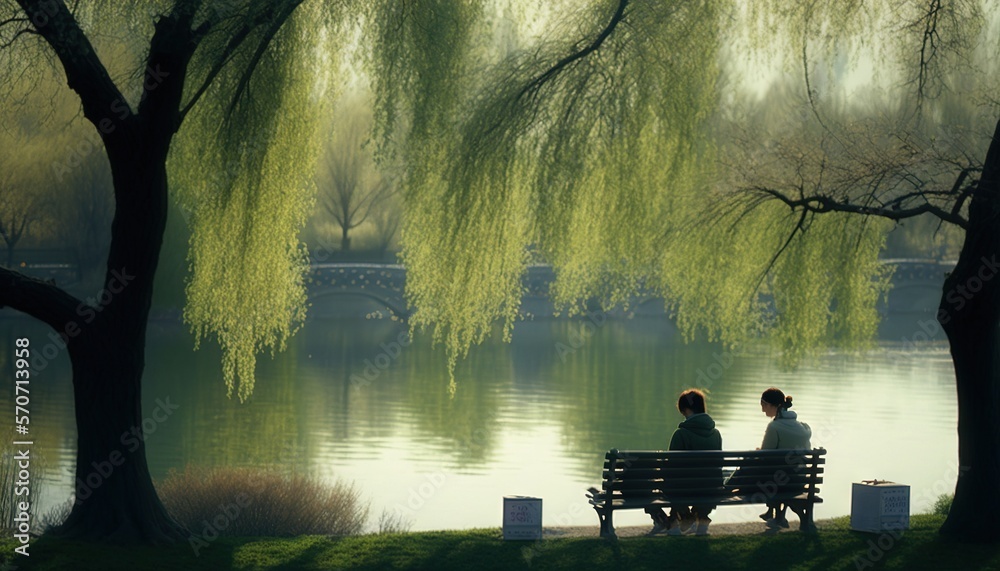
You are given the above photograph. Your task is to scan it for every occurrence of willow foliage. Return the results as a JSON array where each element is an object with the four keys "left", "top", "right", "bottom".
[
  {"left": 171, "top": 2, "right": 339, "bottom": 401},
  {"left": 30, "top": 0, "right": 982, "bottom": 400},
  {"left": 365, "top": 0, "right": 726, "bottom": 385}
]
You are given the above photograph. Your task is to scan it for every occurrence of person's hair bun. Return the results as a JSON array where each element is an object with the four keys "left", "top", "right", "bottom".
[{"left": 784, "top": 395, "right": 793, "bottom": 408}]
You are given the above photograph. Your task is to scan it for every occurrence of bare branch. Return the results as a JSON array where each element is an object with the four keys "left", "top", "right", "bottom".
[
  {"left": 746, "top": 185, "right": 968, "bottom": 228},
  {"left": 13, "top": 0, "right": 134, "bottom": 138},
  {"left": 516, "top": 0, "right": 630, "bottom": 104}
]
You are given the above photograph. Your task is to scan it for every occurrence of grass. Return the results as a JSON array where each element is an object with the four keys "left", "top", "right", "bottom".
[{"left": 2, "top": 515, "right": 999, "bottom": 571}]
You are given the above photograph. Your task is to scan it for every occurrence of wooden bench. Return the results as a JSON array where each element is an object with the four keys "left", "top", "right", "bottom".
[{"left": 587, "top": 448, "right": 826, "bottom": 538}]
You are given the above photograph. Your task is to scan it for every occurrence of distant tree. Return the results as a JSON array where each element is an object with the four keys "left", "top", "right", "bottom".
[
  {"left": 370, "top": 185, "right": 402, "bottom": 258},
  {"left": 318, "top": 111, "right": 394, "bottom": 251},
  {"left": 59, "top": 155, "right": 114, "bottom": 276},
  {"left": 0, "top": 158, "right": 47, "bottom": 267}
]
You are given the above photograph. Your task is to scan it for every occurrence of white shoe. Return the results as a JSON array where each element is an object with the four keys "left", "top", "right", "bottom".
[
  {"left": 648, "top": 521, "right": 670, "bottom": 535},
  {"left": 695, "top": 517, "right": 711, "bottom": 536}
]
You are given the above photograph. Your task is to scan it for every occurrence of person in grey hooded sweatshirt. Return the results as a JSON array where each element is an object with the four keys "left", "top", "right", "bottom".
[
  {"left": 758, "top": 387, "right": 812, "bottom": 529},
  {"left": 646, "top": 389, "right": 722, "bottom": 536}
]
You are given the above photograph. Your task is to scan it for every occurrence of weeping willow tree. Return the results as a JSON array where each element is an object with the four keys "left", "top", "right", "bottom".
[
  {"left": 0, "top": 0, "right": 997, "bottom": 545},
  {"left": 0, "top": 0, "right": 344, "bottom": 542},
  {"left": 370, "top": 0, "right": 999, "bottom": 542}
]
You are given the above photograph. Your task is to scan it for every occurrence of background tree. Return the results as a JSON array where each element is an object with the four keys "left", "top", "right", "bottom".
[
  {"left": 370, "top": 187, "right": 402, "bottom": 258},
  {"left": 57, "top": 154, "right": 114, "bottom": 277},
  {"left": 0, "top": 169, "right": 47, "bottom": 268},
  {"left": 318, "top": 107, "right": 394, "bottom": 252}
]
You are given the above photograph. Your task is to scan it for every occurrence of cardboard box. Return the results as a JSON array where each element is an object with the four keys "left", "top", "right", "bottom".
[
  {"left": 503, "top": 496, "right": 542, "bottom": 540},
  {"left": 851, "top": 481, "right": 910, "bottom": 533}
]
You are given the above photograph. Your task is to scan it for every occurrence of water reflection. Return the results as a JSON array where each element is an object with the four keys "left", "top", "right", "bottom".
[{"left": 0, "top": 313, "right": 956, "bottom": 530}]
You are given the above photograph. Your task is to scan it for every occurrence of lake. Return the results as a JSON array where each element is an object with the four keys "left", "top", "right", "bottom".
[{"left": 1, "top": 307, "right": 957, "bottom": 532}]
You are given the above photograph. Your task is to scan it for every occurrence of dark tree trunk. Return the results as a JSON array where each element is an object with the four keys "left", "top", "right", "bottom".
[
  {"left": 3, "top": 0, "right": 205, "bottom": 543},
  {"left": 937, "top": 118, "right": 1000, "bottom": 543},
  {"left": 342, "top": 225, "right": 351, "bottom": 251},
  {"left": 51, "top": 149, "right": 186, "bottom": 542}
]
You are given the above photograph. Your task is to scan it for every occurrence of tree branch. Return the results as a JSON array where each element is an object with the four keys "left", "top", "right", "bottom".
[
  {"left": 14, "top": 0, "right": 134, "bottom": 137},
  {"left": 515, "top": 0, "right": 629, "bottom": 103},
  {"left": 0, "top": 266, "right": 84, "bottom": 333},
  {"left": 225, "top": 0, "right": 302, "bottom": 116},
  {"left": 178, "top": 1, "right": 273, "bottom": 124},
  {"left": 747, "top": 185, "right": 969, "bottom": 229}
]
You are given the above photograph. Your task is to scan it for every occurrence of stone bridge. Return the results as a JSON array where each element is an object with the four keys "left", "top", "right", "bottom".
[
  {"left": 305, "top": 263, "right": 665, "bottom": 320},
  {"left": 305, "top": 259, "right": 955, "bottom": 321}
]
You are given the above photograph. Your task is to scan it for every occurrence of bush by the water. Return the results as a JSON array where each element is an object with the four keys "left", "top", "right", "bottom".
[
  {"left": 931, "top": 493, "right": 953, "bottom": 515},
  {"left": 158, "top": 466, "right": 368, "bottom": 537}
]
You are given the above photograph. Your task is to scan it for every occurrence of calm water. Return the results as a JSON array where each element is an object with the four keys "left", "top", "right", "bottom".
[{"left": 0, "top": 308, "right": 957, "bottom": 531}]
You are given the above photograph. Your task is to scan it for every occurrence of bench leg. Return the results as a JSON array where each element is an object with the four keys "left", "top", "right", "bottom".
[
  {"left": 795, "top": 502, "right": 817, "bottom": 533},
  {"left": 597, "top": 509, "right": 617, "bottom": 539}
]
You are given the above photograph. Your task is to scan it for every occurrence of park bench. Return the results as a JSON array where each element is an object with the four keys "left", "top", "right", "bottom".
[{"left": 587, "top": 448, "right": 826, "bottom": 538}]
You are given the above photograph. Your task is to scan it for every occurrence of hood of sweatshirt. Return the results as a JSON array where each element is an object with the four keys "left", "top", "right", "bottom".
[{"left": 678, "top": 412, "right": 717, "bottom": 438}]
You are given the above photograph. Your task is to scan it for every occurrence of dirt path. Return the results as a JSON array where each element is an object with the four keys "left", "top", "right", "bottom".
[{"left": 543, "top": 519, "right": 838, "bottom": 539}]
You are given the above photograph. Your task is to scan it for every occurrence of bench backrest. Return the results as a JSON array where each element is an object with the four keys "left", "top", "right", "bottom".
[{"left": 601, "top": 448, "right": 826, "bottom": 503}]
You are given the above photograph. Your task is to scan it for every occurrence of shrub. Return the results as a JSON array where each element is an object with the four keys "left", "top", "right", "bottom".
[
  {"left": 376, "top": 508, "right": 413, "bottom": 534},
  {"left": 157, "top": 466, "right": 368, "bottom": 537},
  {"left": 931, "top": 493, "right": 953, "bottom": 516}
]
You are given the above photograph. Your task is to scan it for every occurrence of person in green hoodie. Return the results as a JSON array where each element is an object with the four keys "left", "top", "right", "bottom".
[{"left": 646, "top": 389, "right": 723, "bottom": 536}]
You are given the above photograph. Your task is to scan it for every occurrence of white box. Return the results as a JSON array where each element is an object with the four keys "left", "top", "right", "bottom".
[
  {"left": 503, "top": 496, "right": 542, "bottom": 540},
  {"left": 851, "top": 481, "right": 910, "bottom": 533}
]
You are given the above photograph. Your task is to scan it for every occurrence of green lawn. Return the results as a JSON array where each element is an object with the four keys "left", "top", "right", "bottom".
[{"left": 2, "top": 516, "right": 998, "bottom": 571}]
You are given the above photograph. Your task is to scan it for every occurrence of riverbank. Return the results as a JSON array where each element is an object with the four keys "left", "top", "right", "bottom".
[{"left": 2, "top": 515, "right": 997, "bottom": 570}]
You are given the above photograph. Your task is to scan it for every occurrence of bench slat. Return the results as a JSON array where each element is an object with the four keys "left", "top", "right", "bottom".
[
  {"left": 604, "top": 457, "right": 825, "bottom": 470},
  {"left": 605, "top": 477, "right": 823, "bottom": 490},
  {"left": 607, "top": 448, "right": 826, "bottom": 460},
  {"left": 603, "top": 467, "right": 824, "bottom": 479},
  {"left": 591, "top": 493, "right": 825, "bottom": 507}
]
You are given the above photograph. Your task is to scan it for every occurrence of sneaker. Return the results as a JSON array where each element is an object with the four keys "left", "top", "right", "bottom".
[
  {"left": 666, "top": 522, "right": 683, "bottom": 536},
  {"left": 765, "top": 516, "right": 790, "bottom": 530},
  {"left": 648, "top": 520, "right": 670, "bottom": 535},
  {"left": 694, "top": 517, "right": 711, "bottom": 536},
  {"left": 679, "top": 517, "right": 698, "bottom": 535}
]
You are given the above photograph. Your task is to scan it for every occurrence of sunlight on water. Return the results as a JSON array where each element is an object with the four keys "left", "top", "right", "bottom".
[{"left": 0, "top": 315, "right": 957, "bottom": 531}]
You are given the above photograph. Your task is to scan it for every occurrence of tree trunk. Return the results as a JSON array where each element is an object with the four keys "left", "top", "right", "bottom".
[
  {"left": 51, "top": 148, "right": 186, "bottom": 543},
  {"left": 937, "top": 118, "right": 1000, "bottom": 543},
  {"left": 342, "top": 225, "right": 351, "bottom": 251}
]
